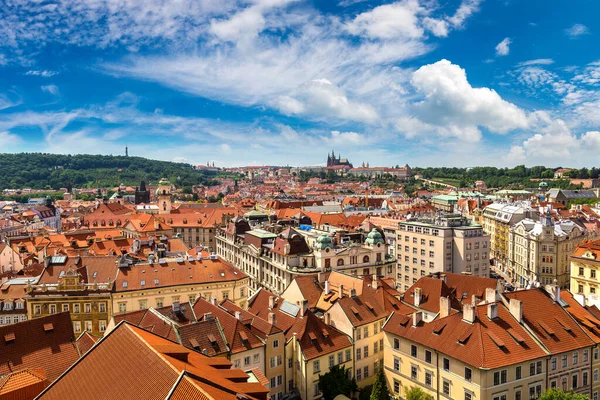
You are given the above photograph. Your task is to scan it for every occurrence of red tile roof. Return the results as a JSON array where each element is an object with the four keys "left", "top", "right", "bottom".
[
  {"left": 38, "top": 322, "right": 269, "bottom": 400},
  {"left": 384, "top": 303, "right": 547, "bottom": 368},
  {"left": 0, "top": 313, "right": 80, "bottom": 382},
  {"left": 287, "top": 310, "right": 352, "bottom": 360},
  {"left": 0, "top": 368, "right": 48, "bottom": 400},
  {"left": 504, "top": 289, "right": 594, "bottom": 354}
]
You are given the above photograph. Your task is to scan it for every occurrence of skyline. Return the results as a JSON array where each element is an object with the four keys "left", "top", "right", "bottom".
[{"left": 0, "top": 0, "right": 599, "bottom": 168}]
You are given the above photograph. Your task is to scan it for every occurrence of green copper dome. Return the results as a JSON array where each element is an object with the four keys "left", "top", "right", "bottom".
[
  {"left": 365, "top": 228, "right": 384, "bottom": 245},
  {"left": 158, "top": 178, "right": 171, "bottom": 185},
  {"left": 315, "top": 234, "right": 333, "bottom": 250}
]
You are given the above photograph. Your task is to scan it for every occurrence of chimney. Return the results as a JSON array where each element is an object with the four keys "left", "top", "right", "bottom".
[
  {"left": 485, "top": 288, "right": 496, "bottom": 304},
  {"left": 350, "top": 288, "right": 357, "bottom": 298},
  {"left": 471, "top": 294, "right": 478, "bottom": 305},
  {"left": 509, "top": 299, "right": 523, "bottom": 323},
  {"left": 439, "top": 296, "right": 451, "bottom": 318},
  {"left": 211, "top": 297, "right": 218, "bottom": 306},
  {"left": 372, "top": 274, "right": 378, "bottom": 290},
  {"left": 339, "top": 284, "right": 344, "bottom": 298},
  {"left": 487, "top": 303, "right": 498, "bottom": 320},
  {"left": 318, "top": 272, "right": 326, "bottom": 283},
  {"left": 325, "top": 280, "right": 330, "bottom": 295},
  {"left": 299, "top": 299, "right": 308, "bottom": 317},
  {"left": 553, "top": 285, "right": 561, "bottom": 303},
  {"left": 269, "top": 296, "right": 275, "bottom": 309},
  {"left": 440, "top": 273, "right": 447, "bottom": 283},
  {"left": 462, "top": 304, "right": 476, "bottom": 323},
  {"left": 235, "top": 311, "right": 242, "bottom": 321},
  {"left": 204, "top": 312, "right": 213, "bottom": 320},
  {"left": 268, "top": 312, "right": 276, "bottom": 326},
  {"left": 412, "top": 311, "right": 423, "bottom": 327},
  {"left": 414, "top": 287, "right": 422, "bottom": 307}
]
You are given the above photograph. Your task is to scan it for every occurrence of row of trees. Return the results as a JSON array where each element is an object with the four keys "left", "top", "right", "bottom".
[
  {"left": 318, "top": 366, "right": 588, "bottom": 400},
  {"left": 0, "top": 153, "right": 222, "bottom": 190}
]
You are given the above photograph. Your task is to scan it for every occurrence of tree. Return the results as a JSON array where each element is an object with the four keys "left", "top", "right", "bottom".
[
  {"left": 404, "top": 386, "right": 433, "bottom": 400},
  {"left": 538, "top": 388, "right": 589, "bottom": 400},
  {"left": 370, "top": 366, "right": 390, "bottom": 400},
  {"left": 318, "top": 365, "right": 357, "bottom": 400}
]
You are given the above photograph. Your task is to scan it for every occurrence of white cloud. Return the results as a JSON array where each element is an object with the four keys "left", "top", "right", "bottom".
[
  {"left": 219, "top": 143, "right": 233, "bottom": 154},
  {"left": 580, "top": 131, "right": 600, "bottom": 150},
  {"left": 274, "top": 79, "right": 378, "bottom": 123},
  {"left": 345, "top": 0, "right": 427, "bottom": 40},
  {"left": 517, "top": 59, "right": 554, "bottom": 67},
  {"left": 25, "top": 70, "right": 58, "bottom": 77},
  {"left": 504, "top": 145, "right": 526, "bottom": 165},
  {"left": 495, "top": 37, "right": 511, "bottom": 56},
  {"left": 0, "top": 93, "right": 21, "bottom": 111},
  {"left": 423, "top": 17, "right": 449, "bottom": 37},
  {"left": 447, "top": 0, "right": 484, "bottom": 29},
  {"left": 409, "top": 59, "right": 529, "bottom": 134},
  {"left": 565, "top": 24, "right": 589, "bottom": 38},
  {"left": 328, "top": 130, "right": 365, "bottom": 145},
  {"left": 41, "top": 85, "right": 60, "bottom": 95}
]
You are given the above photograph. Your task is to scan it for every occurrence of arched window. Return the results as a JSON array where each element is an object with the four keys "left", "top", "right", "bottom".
[
  {"left": 163, "top": 202, "right": 167, "bottom": 211},
  {"left": 363, "top": 255, "right": 370, "bottom": 263},
  {"left": 337, "top": 259, "right": 344, "bottom": 266},
  {"left": 163, "top": 190, "right": 167, "bottom": 195}
]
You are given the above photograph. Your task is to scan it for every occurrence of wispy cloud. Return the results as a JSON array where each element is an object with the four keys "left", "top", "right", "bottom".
[
  {"left": 565, "top": 23, "right": 589, "bottom": 38},
  {"left": 495, "top": 37, "right": 511, "bottom": 56},
  {"left": 517, "top": 58, "right": 554, "bottom": 67},
  {"left": 41, "top": 85, "right": 60, "bottom": 96},
  {"left": 25, "top": 70, "right": 59, "bottom": 77}
]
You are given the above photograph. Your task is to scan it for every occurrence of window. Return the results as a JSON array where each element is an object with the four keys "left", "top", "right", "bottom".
[
  {"left": 425, "top": 350, "right": 432, "bottom": 363},
  {"left": 356, "top": 368, "right": 362, "bottom": 381},
  {"left": 273, "top": 339, "right": 279, "bottom": 348},
  {"left": 394, "top": 380, "right": 400, "bottom": 394},
  {"left": 364, "top": 326, "right": 369, "bottom": 338},
  {"left": 84, "top": 320, "right": 92, "bottom": 332},
  {"left": 244, "top": 356, "right": 250, "bottom": 366},
  {"left": 443, "top": 358, "right": 450, "bottom": 371},
  {"left": 536, "top": 361, "right": 542, "bottom": 375},
  {"left": 530, "top": 363, "right": 535, "bottom": 376},
  {"left": 62, "top": 304, "right": 69, "bottom": 312},
  {"left": 73, "top": 303, "right": 80, "bottom": 313},
  {"left": 394, "top": 357, "right": 400, "bottom": 371},
  {"left": 99, "top": 320, "right": 106, "bottom": 332},
  {"left": 139, "top": 300, "right": 147, "bottom": 310},
  {"left": 314, "top": 384, "right": 320, "bottom": 397},
  {"left": 551, "top": 357, "right": 557, "bottom": 371},
  {"left": 364, "top": 366, "right": 369, "bottom": 379},
  {"left": 49, "top": 304, "right": 56, "bottom": 314},
  {"left": 34, "top": 305, "right": 41, "bottom": 315},
  {"left": 253, "top": 353, "right": 259, "bottom": 364},
  {"left": 584, "top": 350, "right": 589, "bottom": 362},
  {"left": 425, "top": 371, "right": 432, "bottom": 386},
  {"left": 313, "top": 360, "right": 320, "bottom": 373},
  {"left": 411, "top": 365, "right": 417, "bottom": 380},
  {"left": 234, "top": 359, "right": 240, "bottom": 369},
  {"left": 494, "top": 370, "right": 507, "bottom": 385},
  {"left": 73, "top": 321, "right": 81, "bottom": 333},
  {"left": 329, "top": 355, "right": 334, "bottom": 368},
  {"left": 411, "top": 345, "right": 417, "bottom": 357},
  {"left": 594, "top": 393, "right": 598, "bottom": 400},
  {"left": 573, "top": 351, "right": 578, "bottom": 365},
  {"left": 84, "top": 303, "right": 91, "bottom": 313},
  {"left": 595, "top": 369, "right": 599, "bottom": 382},
  {"left": 357, "top": 328, "right": 362, "bottom": 340},
  {"left": 465, "top": 391, "right": 473, "bottom": 400},
  {"left": 364, "top": 345, "right": 369, "bottom": 358},
  {"left": 584, "top": 371, "right": 589, "bottom": 386},
  {"left": 516, "top": 390, "right": 521, "bottom": 400},
  {"left": 270, "top": 377, "right": 276, "bottom": 389},
  {"left": 493, "top": 395, "right": 507, "bottom": 400},
  {"left": 346, "top": 350, "right": 351, "bottom": 362},
  {"left": 516, "top": 366, "right": 521, "bottom": 380},
  {"left": 270, "top": 357, "right": 276, "bottom": 369},
  {"left": 573, "top": 374, "right": 578, "bottom": 389},
  {"left": 119, "top": 303, "right": 126, "bottom": 313},
  {"left": 465, "top": 367, "right": 472, "bottom": 382},
  {"left": 443, "top": 379, "right": 450, "bottom": 396},
  {"left": 99, "top": 303, "right": 106, "bottom": 313},
  {"left": 374, "top": 341, "right": 379, "bottom": 354},
  {"left": 562, "top": 354, "right": 567, "bottom": 368},
  {"left": 338, "top": 352, "right": 343, "bottom": 365},
  {"left": 356, "top": 348, "right": 362, "bottom": 360}
]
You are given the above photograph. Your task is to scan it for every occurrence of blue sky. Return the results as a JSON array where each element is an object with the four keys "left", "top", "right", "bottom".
[{"left": 0, "top": 0, "right": 599, "bottom": 168}]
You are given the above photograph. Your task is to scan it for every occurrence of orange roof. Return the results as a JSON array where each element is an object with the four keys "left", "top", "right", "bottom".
[
  {"left": 288, "top": 310, "right": 352, "bottom": 360},
  {"left": 504, "top": 289, "right": 594, "bottom": 354},
  {"left": 384, "top": 303, "right": 547, "bottom": 369},
  {"left": 0, "top": 368, "right": 48, "bottom": 399},
  {"left": 38, "top": 322, "right": 269, "bottom": 400},
  {"left": 571, "top": 239, "right": 600, "bottom": 262},
  {"left": 560, "top": 291, "right": 600, "bottom": 343},
  {"left": 0, "top": 313, "right": 80, "bottom": 382},
  {"left": 248, "top": 289, "right": 297, "bottom": 335}
]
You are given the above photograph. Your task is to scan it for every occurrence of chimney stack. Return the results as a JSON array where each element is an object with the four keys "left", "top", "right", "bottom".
[
  {"left": 485, "top": 288, "right": 496, "bottom": 304},
  {"left": 269, "top": 296, "right": 275, "bottom": 309},
  {"left": 318, "top": 272, "right": 326, "bottom": 283},
  {"left": 235, "top": 311, "right": 242, "bottom": 321},
  {"left": 268, "top": 312, "right": 276, "bottom": 326},
  {"left": 211, "top": 298, "right": 218, "bottom": 306},
  {"left": 509, "top": 299, "right": 523, "bottom": 323},
  {"left": 299, "top": 299, "right": 308, "bottom": 317},
  {"left": 554, "top": 285, "right": 561, "bottom": 303},
  {"left": 350, "top": 288, "right": 357, "bottom": 298},
  {"left": 412, "top": 311, "right": 423, "bottom": 327},
  {"left": 487, "top": 303, "right": 498, "bottom": 320},
  {"left": 339, "top": 284, "right": 344, "bottom": 298},
  {"left": 414, "top": 287, "right": 422, "bottom": 307},
  {"left": 325, "top": 280, "right": 330, "bottom": 295},
  {"left": 372, "top": 274, "right": 378, "bottom": 290},
  {"left": 439, "top": 296, "right": 451, "bottom": 318},
  {"left": 463, "top": 304, "right": 476, "bottom": 323}
]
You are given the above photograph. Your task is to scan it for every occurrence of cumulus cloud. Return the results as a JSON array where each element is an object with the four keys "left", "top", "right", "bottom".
[
  {"left": 409, "top": 59, "right": 529, "bottom": 135},
  {"left": 345, "top": 0, "right": 427, "bottom": 40},
  {"left": 580, "top": 131, "right": 600, "bottom": 149},
  {"left": 495, "top": 37, "right": 511, "bottom": 56},
  {"left": 273, "top": 79, "right": 378, "bottom": 123},
  {"left": 565, "top": 24, "right": 589, "bottom": 38},
  {"left": 328, "top": 130, "right": 365, "bottom": 145}
]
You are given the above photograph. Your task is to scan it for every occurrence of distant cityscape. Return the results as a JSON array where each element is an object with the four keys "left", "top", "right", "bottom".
[{"left": 1, "top": 151, "right": 600, "bottom": 400}]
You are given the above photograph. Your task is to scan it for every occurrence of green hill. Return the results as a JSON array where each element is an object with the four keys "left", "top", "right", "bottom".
[{"left": 0, "top": 153, "right": 221, "bottom": 190}]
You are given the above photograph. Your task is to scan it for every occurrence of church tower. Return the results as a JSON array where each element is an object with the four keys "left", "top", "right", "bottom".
[{"left": 156, "top": 178, "right": 172, "bottom": 214}]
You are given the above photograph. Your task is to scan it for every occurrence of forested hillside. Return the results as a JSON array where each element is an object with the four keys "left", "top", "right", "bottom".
[{"left": 0, "top": 153, "right": 220, "bottom": 190}]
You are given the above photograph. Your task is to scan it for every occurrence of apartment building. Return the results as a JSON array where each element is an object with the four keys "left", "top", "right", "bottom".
[
  {"left": 570, "top": 239, "right": 600, "bottom": 299},
  {"left": 482, "top": 202, "right": 539, "bottom": 272},
  {"left": 383, "top": 300, "right": 548, "bottom": 400},
  {"left": 112, "top": 252, "right": 249, "bottom": 313},
  {"left": 396, "top": 214, "right": 490, "bottom": 291},
  {"left": 25, "top": 255, "right": 118, "bottom": 336},
  {"left": 216, "top": 217, "right": 395, "bottom": 296},
  {"left": 509, "top": 214, "right": 588, "bottom": 288}
]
